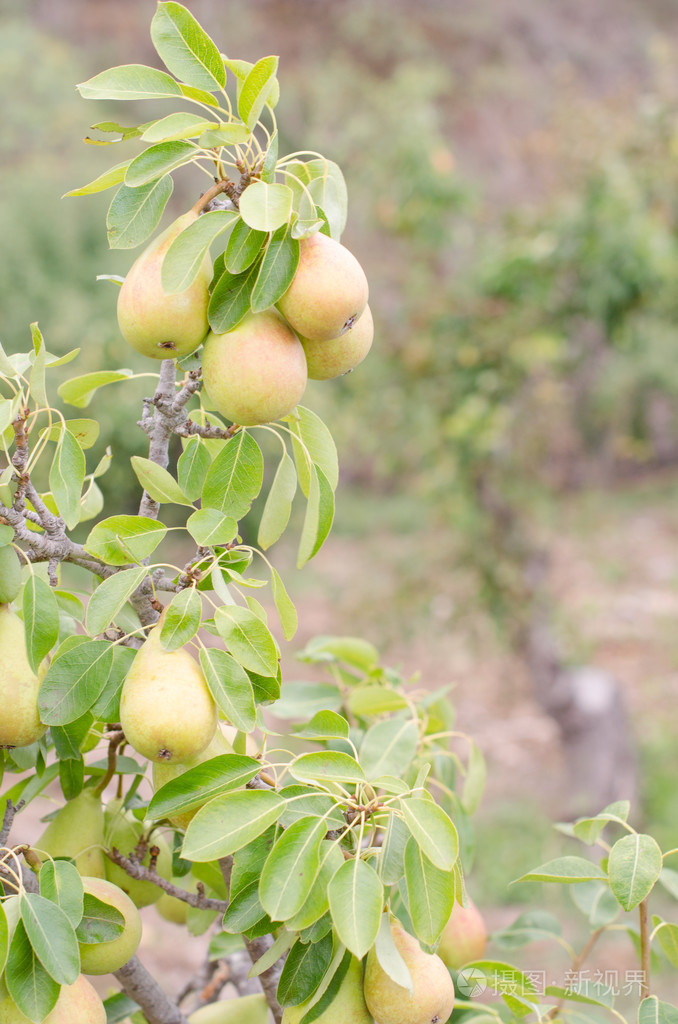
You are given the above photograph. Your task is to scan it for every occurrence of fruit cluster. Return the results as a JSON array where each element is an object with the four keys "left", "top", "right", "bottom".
[{"left": 117, "top": 220, "right": 373, "bottom": 426}]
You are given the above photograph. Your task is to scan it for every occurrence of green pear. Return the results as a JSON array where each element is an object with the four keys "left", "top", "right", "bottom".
[
  {"left": 155, "top": 874, "right": 198, "bottom": 925},
  {"left": 37, "top": 787, "right": 106, "bottom": 878},
  {"left": 364, "top": 918, "right": 455, "bottom": 1024},
  {"left": 78, "top": 875, "right": 142, "bottom": 975},
  {"left": 117, "top": 210, "right": 211, "bottom": 360},
  {"left": 282, "top": 955, "right": 372, "bottom": 1024},
  {"left": 120, "top": 624, "right": 217, "bottom": 764},
  {"left": 0, "top": 606, "right": 45, "bottom": 748},
  {"left": 103, "top": 799, "right": 173, "bottom": 907},
  {"left": 301, "top": 304, "right": 374, "bottom": 381},
  {"left": 0, "top": 545, "right": 21, "bottom": 605},
  {"left": 436, "top": 898, "right": 487, "bottom": 970},
  {"left": 0, "top": 974, "right": 106, "bottom": 1024},
  {"left": 277, "top": 231, "right": 369, "bottom": 342},
  {"left": 188, "top": 993, "right": 269, "bottom": 1024},
  {"left": 152, "top": 726, "right": 233, "bottom": 829},
  {"left": 201, "top": 309, "right": 308, "bottom": 426}
]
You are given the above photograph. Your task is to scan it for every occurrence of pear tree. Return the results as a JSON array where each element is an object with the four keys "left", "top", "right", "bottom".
[{"left": 1, "top": 6, "right": 678, "bottom": 1024}]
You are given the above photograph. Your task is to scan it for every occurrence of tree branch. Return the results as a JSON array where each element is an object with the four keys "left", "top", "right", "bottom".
[
  {"left": 105, "top": 849, "right": 230, "bottom": 912},
  {"left": 114, "top": 956, "right": 190, "bottom": 1024}
]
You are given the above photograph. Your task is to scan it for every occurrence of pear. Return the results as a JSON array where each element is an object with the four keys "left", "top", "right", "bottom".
[
  {"left": 301, "top": 304, "right": 374, "bottom": 381},
  {"left": 364, "top": 918, "right": 455, "bottom": 1024},
  {"left": 152, "top": 726, "right": 233, "bottom": 830},
  {"left": 0, "top": 606, "right": 45, "bottom": 748},
  {"left": 188, "top": 993, "right": 269, "bottom": 1024},
  {"left": 277, "top": 231, "right": 369, "bottom": 342},
  {"left": 0, "top": 974, "right": 106, "bottom": 1024},
  {"left": 155, "top": 874, "right": 198, "bottom": 925},
  {"left": 120, "top": 624, "right": 217, "bottom": 764},
  {"left": 282, "top": 955, "right": 372, "bottom": 1024},
  {"left": 437, "top": 898, "right": 487, "bottom": 970},
  {"left": 117, "top": 210, "right": 211, "bottom": 359},
  {"left": 37, "top": 787, "right": 106, "bottom": 878},
  {"left": 78, "top": 875, "right": 142, "bottom": 975},
  {"left": 103, "top": 799, "right": 173, "bottom": 907},
  {"left": 201, "top": 310, "right": 307, "bottom": 426},
  {"left": 0, "top": 545, "right": 21, "bottom": 605}
]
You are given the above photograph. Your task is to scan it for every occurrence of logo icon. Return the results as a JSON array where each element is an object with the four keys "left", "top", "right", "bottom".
[{"left": 456, "top": 968, "right": 487, "bottom": 997}]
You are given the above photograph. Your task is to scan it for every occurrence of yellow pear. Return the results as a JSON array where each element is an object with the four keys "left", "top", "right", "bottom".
[
  {"left": 301, "top": 305, "right": 374, "bottom": 381},
  {"left": 364, "top": 918, "right": 455, "bottom": 1024},
  {"left": 152, "top": 726, "right": 233, "bottom": 830},
  {"left": 78, "top": 875, "right": 142, "bottom": 975},
  {"left": 0, "top": 605, "right": 46, "bottom": 748},
  {"left": 201, "top": 309, "right": 307, "bottom": 426},
  {"left": 277, "top": 231, "right": 369, "bottom": 342},
  {"left": 37, "top": 787, "right": 106, "bottom": 878},
  {"left": 188, "top": 993, "right": 269, "bottom": 1024},
  {"left": 120, "top": 624, "right": 217, "bottom": 764},
  {"left": 103, "top": 799, "right": 173, "bottom": 907},
  {"left": 0, "top": 546, "right": 21, "bottom": 605},
  {"left": 282, "top": 955, "right": 372, "bottom": 1024},
  {"left": 155, "top": 874, "right": 198, "bottom": 925},
  {"left": 0, "top": 974, "right": 106, "bottom": 1024},
  {"left": 437, "top": 898, "right": 487, "bottom": 970},
  {"left": 117, "top": 210, "right": 211, "bottom": 359}
]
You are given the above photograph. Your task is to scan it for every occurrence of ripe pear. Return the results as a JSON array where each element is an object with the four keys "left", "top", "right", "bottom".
[
  {"left": 120, "top": 624, "right": 217, "bottom": 764},
  {"left": 37, "top": 787, "right": 106, "bottom": 878},
  {"left": 117, "top": 210, "right": 211, "bottom": 359},
  {"left": 301, "top": 304, "right": 374, "bottom": 381},
  {"left": 0, "top": 606, "right": 45, "bottom": 748},
  {"left": 103, "top": 799, "right": 173, "bottom": 907},
  {"left": 0, "top": 974, "right": 106, "bottom": 1024},
  {"left": 437, "top": 898, "right": 487, "bottom": 970},
  {"left": 78, "top": 875, "right": 142, "bottom": 975},
  {"left": 282, "top": 955, "right": 372, "bottom": 1024},
  {"left": 152, "top": 726, "right": 233, "bottom": 830},
  {"left": 0, "top": 545, "right": 21, "bottom": 604},
  {"left": 364, "top": 918, "right": 455, "bottom": 1024},
  {"left": 188, "top": 994, "right": 269, "bottom": 1024},
  {"left": 201, "top": 310, "right": 307, "bottom": 426},
  {"left": 277, "top": 231, "right": 369, "bottom": 342}
]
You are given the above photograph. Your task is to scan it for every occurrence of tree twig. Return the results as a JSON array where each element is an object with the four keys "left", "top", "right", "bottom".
[
  {"left": 114, "top": 956, "right": 190, "bottom": 1024},
  {"left": 105, "top": 849, "right": 230, "bottom": 912}
]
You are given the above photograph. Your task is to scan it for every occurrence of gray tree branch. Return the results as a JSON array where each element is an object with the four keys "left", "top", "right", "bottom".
[{"left": 114, "top": 956, "right": 190, "bottom": 1024}]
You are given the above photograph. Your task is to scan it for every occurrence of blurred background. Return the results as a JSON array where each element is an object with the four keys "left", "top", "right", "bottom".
[{"left": 5, "top": 0, "right": 678, "bottom": 996}]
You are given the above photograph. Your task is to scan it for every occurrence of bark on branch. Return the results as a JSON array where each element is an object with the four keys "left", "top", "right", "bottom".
[
  {"left": 114, "top": 956, "right": 190, "bottom": 1024},
  {"left": 105, "top": 849, "right": 230, "bottom": 913}
]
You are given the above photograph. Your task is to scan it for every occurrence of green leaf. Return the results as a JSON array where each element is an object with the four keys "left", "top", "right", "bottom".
[
  {"left": 360, "top": 719, "right": 419, "bottom": 782},
  {"left": 238, "top": 56, "right": 279, "bottom": 131},
  {"left": 270, "top": 567, "right": 298, "bottom": 641},
  {"left": 141, "top": 113, "right": 215, "bottom": 143},
  {"left": 513, "top": 856, "right": 608, "bottom": 885},
  {"left": 398, "top": 797, "right": 458, "bottom": 872},
  {"left": 199, "top": 123, "right": 251, "bottom": 147},
  {"left": 251, "top": 221, "right": 300, "bottom": 313},
  {"left": 404, "top": 839, "right": 455, "bottom": 946},
  {"left": 150, "top": 2, "right": 225, "bottom": 90},
  {"left": 49, "top": 429, "right": 86, "bottom": 530},
  {"left": 0, "top": 903, "right": 8, "bottom": 976},
  {"left": 659, "top": 868, "right": 678, "bottom": 902},
  {"left": 608, "top": 833, "right": 662, "bottom": 911},
  {"left": 208, "top": 260, "right": 260, "bottom": 334},
  {"left": 239, "top": 182, "right": 293, "bottom": 233},
  {"left": 297, "top": 465, "right": 334, "bottom": 568},
  {"left": 288, "top": 406, "right": 339, "bottom": 495},
  {"left": 374, "top": 912, "right": 412, "bottom": 994},
  {"left": 58, "top": 369, "right": 133, "bottom": 409},
  {"left": 22, "top": 576, "right": 59, "bottom": 673},
  {"left": 77, "top": 63, "right": 184, "bottom": 101},
  {"left": 85, "top": 515, "right": 167, "bottom": 565},
  {"left": 125, "top": 140, "right": 197, "bottom": 188},
  {"left": 63, "top": 160, "right": 130, "bottom": 197},
  {"left": 258, "top": 449, "right": 297, "bottom": 550},
  {"left": 347, "top": 686, "right": 408, "bottom": 717},
  {"left": 186, "top": 508, "right": 238, "bottom": 547},
  {"left": 224, "top": 220, "right": 267, "bottom": 273},
  {"left": 20, "top": 894, "right": 79, "bottom": 985},
  {"left": 461, "top": 740, "right": 486, "bottom": 815},
  {"left": 38, "top": 640, "right": 114, "bottom": 725},
  {"left": 130, "top": 456, "right": 192, "bottom": 506},
  {"left": 85, "top": 566, "right": 147, "bottom": 636},
  {"left": 300, "top": 635, "right": 379, "bottom": 671},
  {"left": 178, "top": 437, "right": 212, "bottom": 499},
  {"left": 38, "top": 861, "right": 84, "bottom": 930},
  {"left": 159, "top": 588, "right": 201, "bottom": 651},
  {"left": 201, "top": 431, "right": 263, "bottom": 518},
  {"left": 182, "top": 789, "right": 283, "bottom": 861},
  {"left": 148, "top": 752, "right": 261, "bottom": 821},
  {"left": 162, "top": 210, "right": 236, "bottom": 293},
  {"left": 40, "top": 419, "right": 100, "bottom": 450},
  {"left": 286, "top": 159, "right": 348, "bottom": 241},
  {"left": 471, "top": 961, "right": 537, "bottom": 997},
  {"left": 214, "top": 606, "right": 279, "bottom": 677},
  {"left": 655, "top": 921, "right": 678, "bottom": 968},
  {"left": 328, "top": 857, "right": 383, "bottom": 959},
  {"left": 5, "top": 920, "right": 60, "bottom": 1023},
  {"left": 569, "top": 880, "right": 620, "bottom": 927},
  {"left": 295, "top": 949, "right": 352, "bottom": 1024},
  {"left": 639, "top": 997, "right": 678, "bottom": 1024},
  {"left": 491, "top": 910, "right": 562, "bottom": 950},
  {"left": 289, "top": 751, "right": 365, "bottom": 787},
  {"left": 75, "top": 894, "right": 125, "bottom": 944},
  {"left": 260, "top": 816, "right": 327, "bottom": 920},
  {"left": 221, "top": 879, "right": 267, "bottom": 933},
  {"left": 199, "top": 647, "right": 256, "bottom": 730},
  {"left": 278, "top": 932, "right": 334, "bottom": 1007},
  {"left": 107, "top": 175, "right": 174, "bottom": 249},
  {"left": 286, "top": 841, "right": 345, "bottom": 932}
]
